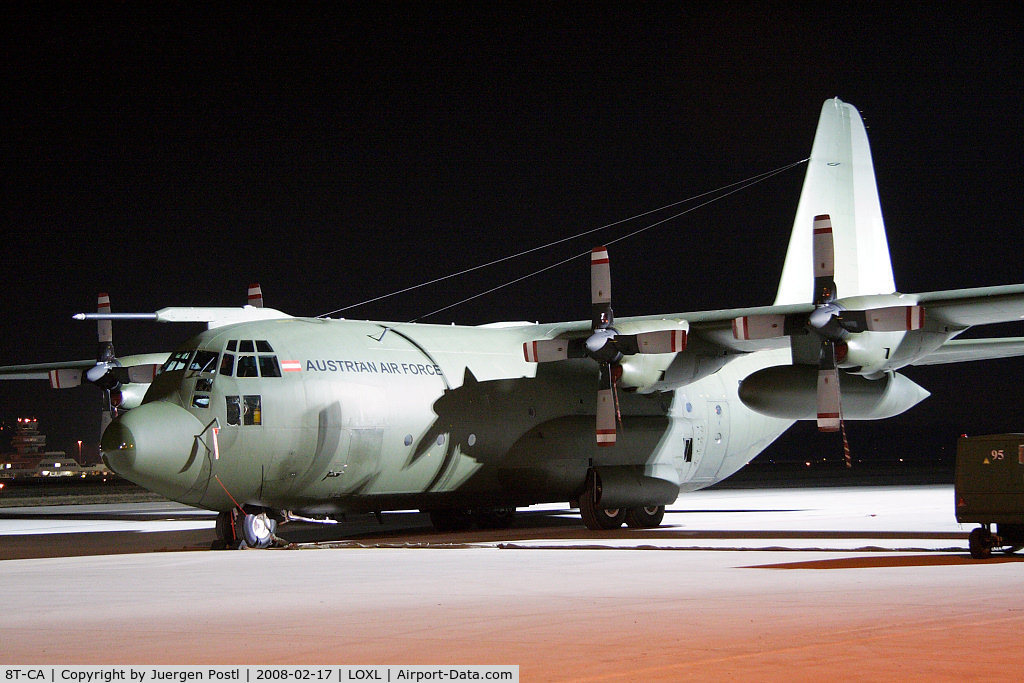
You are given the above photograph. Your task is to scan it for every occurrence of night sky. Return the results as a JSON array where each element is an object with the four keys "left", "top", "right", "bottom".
[{"left": 2, "top": 4, "right": 1022, "bottom": 463}]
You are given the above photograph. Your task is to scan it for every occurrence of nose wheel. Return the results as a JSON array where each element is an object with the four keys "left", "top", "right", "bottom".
[{"left": 214, "top": 508, "right": 281, "bottom": 549}]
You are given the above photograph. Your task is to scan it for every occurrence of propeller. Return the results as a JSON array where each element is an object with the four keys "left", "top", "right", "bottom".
[
  {"left": 84, "top": 293, "right": 126, "bottom": 432},
  {"left": 523, "top": 247, "right": 687, "bottom": 446},
  {"left": 810, "top": 215, "right": 842, "bottom": 433},
  {"left": 48, "top": 293, "right": 162, "bottom": 435},
  {"left": 733, "top": 214, "right": 924, "bottom": 433}
]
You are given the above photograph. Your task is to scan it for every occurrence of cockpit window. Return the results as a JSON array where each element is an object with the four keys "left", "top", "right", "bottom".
[
  {"left": 162, "top": 349, "right": 193, "bottom": 372},
  {"left": 189, "top": 350, "right": 219, "bottom": 373},
  {"left": 218, "top": 343, "right": 282, "bottom": 379},
  {"left": 258, "top": 356, "right": 281, "bottom": 377},
  {"left": 236, "top": 355, "right": 258, "bottom": 377}
]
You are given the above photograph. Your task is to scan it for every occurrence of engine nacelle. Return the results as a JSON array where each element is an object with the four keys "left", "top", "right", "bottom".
[{"left": 738, "top": 365, "right": 930, "bottom": 420}]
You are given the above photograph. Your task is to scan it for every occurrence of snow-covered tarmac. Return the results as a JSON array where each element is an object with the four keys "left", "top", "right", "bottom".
[{"left": 2, "top": 485, "right": 1022, "bottom": 680}]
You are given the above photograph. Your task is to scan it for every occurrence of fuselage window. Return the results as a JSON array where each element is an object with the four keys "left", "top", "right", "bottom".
[
  {"left": 195, "top": 378, "right": 213, "bottom": 392},
  {"left": 684, "top": 438, "right": 694, "bottom": 463},
  {"left": 162, "top": 350, "right": 193, "bottom": 372},
  {"left": 243, "top": 395, "right": 262, "bottom": 425},
  {"left": 226, "top": 340, "right": 237, "bottom": 352},
  {"left": 219, "top": 353, "right": 235, "bottom": 377},
  {"left": 192, "top": 395, "right": 210, "bottom": 409},
  {"left": 258, "top": 356, "right": 281, "bottom": 377},
  {"left": 236, "top": 356, "right": 258, "bottom": 377},
  {"left": 238, "top": 340, "right": 255, "bottom": 353},
  {"left": 226, "top": 396, "right": 240, "bottom": 425},
  {"left": 190, "top": 350, "right": 219, "bottom": 374},
  {"left": 256, "top": 340, "right": 274, "bottom": 352}
]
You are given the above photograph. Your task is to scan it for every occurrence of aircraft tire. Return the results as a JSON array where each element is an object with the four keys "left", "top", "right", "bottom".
[
  {"left": 578, "top": 493, "right": 626, "bottom": 530},
  {"left": 240, "top": 512, "right": 277, "bottom": 549},
  {"left": 429, "top": 509, "right": 474, "bottom": 532},
  {"left": 213, "top": 509, "right": 253, "bottom": 549},
  {"left": 215, "top": 510, "right": 236, "bottom": 545},
  {"left": 969, "top": 527, "right": 993, "bottom": 559},
  {"left": 474, "top": 507, "right": 515, "bottom": 529},
  {"left": 625, "top": 505, "right": 665, "bottom": 528}
]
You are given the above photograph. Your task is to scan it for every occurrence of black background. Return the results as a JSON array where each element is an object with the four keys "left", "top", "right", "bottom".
[{"left": 2, "top": 4, "right": 1022, "bottom": 463}]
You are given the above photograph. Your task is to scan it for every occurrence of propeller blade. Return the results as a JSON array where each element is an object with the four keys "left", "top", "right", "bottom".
[
  {"left": 100, "top": 405, "right": 113, "bottom": 437},
  {"left": 125, "top": 363, "right": 161, "bottom": 383},
  {"left": 97, "top": 293, "right": 113, "bottom": 345},
  {"left": 816, "top": 342, "right": 841, "bottom": 432},
  {"left": 591, "top": 246, "right": 613, "bottom": 330},
  {"left": 596, "top": 389, "right": 616, "bottom": 446},
  {"left": 95, "top": 293, "right": 117, "bottom": 375},
  {"left": 733, "top": 314, "right": 788, "bottom": 340},
  {"left": 248, "top": 283, "right": 264, "bottom": 308},
  {"left": 812, "top": 214, "right": 837, "bottom": 305},
  {"left": 48, "top": 368, "right": 82, "bottom": 389},
  {"left": 839, "top": 305, "right": 925, "bottom": 333},
  {"left": 616, "top": 329, "right": 688, "bottom": 354},
  {"left": 596, "top": 364, "right": 616, "bottom": 447},
  {"left": 523, "top": 339, "right": 569, "bottom": 363}
]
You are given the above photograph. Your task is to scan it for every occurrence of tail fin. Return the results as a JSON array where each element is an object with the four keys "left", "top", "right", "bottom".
[{"left": 774, "top": 99, "right": 896, "bottom": 305}]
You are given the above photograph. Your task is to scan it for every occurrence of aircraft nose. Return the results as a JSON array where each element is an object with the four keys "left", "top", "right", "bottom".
[{"left": 101, "top": 401, "right": 206, "bottom": 500}]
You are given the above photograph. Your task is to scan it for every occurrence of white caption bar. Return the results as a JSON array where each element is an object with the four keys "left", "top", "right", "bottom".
[{"left": 0, "top": 667, "right": 518, "bottom": 683}]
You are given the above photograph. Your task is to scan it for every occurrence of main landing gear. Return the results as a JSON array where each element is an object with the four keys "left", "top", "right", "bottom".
[
  {"left": 576, "top": 468, "right": 667, "bottom": 530},
  {"left": 214, "top": 507, "right": 285, "bottom": 549},
  {"left": 577, "top": 492, "right": 666, "bottom": 530}
]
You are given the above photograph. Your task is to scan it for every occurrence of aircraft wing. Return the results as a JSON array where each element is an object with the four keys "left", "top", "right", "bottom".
[
  {"left": 600, "top": 284, "right": 1024, "bottom": 368},
  {"left": 914, "top": 284, "right": 1024, "bottom": 327},
  {"left": 624, "top": 303, "right": 814, "bottom": 352},
  {"left": 628, "top": 285, "right": 1024, "bottom": 353},
  {"left": 0, "top": 359, "right": 95, "bottom": 380},
  {"left": 911, "top": 337, "right": 1024, "bottom": 365}
]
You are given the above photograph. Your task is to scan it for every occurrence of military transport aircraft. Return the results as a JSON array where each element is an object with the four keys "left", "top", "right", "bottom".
[{"left": 10, "top": 99, "right": 1024, "bottom": 549}]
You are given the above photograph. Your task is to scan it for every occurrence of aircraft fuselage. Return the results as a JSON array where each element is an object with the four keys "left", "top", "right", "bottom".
[{"left": 101, "top": 317, "right": 794, "bottom": 516}]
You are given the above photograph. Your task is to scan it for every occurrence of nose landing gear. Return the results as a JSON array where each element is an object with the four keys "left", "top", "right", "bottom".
[{"left": 214, "top": 508, "right": 284, "bottom": 549}]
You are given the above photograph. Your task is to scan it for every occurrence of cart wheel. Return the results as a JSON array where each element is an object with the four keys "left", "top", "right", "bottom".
[{"left": 969, "top": 527, "right": 993, "bottom": 559}]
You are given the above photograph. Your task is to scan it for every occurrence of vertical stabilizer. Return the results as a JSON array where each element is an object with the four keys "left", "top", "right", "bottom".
[{"left": 774, "top": 99, "right": 895, "bottom": 305}]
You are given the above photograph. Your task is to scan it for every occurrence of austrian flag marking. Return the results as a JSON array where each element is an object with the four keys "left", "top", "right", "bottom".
[{"left": 281, "top": 360, "right": 302, "bottom": 372}]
